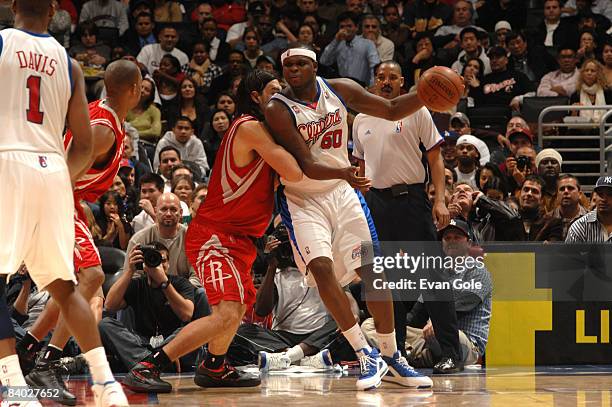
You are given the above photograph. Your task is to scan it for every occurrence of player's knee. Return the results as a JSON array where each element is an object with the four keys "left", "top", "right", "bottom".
[
  {"left": 45, "top": 278, "right": 77, "bottom": 300},
  {"left": 213, "top": 301, "right": 243, "bottom": 330}
]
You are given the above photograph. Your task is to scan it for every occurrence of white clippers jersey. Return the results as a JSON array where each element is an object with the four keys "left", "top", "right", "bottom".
[
  {"left": 271, "top": 77, "right": 351, "bottom": 193},
  {"left": 0, "top": 29, "right": 72, "bottom": 155}
]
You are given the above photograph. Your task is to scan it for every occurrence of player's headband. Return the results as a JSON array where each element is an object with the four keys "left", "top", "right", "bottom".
[{"left": 280, "top": 48, "right": 317, "bottom": 65}]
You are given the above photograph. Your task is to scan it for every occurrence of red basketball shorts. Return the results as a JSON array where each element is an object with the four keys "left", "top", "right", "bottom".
[
  {"left": 185, "top": 222, "right": 257, "bottom": 307},
  {"left": 73, "top": 206, "right": 101, "bottom": 271}
]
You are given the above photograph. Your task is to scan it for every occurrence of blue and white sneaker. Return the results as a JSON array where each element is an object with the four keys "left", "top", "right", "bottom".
[
  {"left": 300, "top": 349, "right": 334, "bottom": 370},
  {"left": 258, "top": 351, "right": 290, "bottom": 372},
  {"left": 382, "top": 351, "right": 433, "bottom": 388},
  {"left": 356, "top": 348, "right": 388, "bottom": 391}
]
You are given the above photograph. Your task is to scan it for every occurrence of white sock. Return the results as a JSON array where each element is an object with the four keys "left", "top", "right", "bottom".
[
  {"left": 343, "top": 324, "right": 371, "bottom": 354},
  {"left": 83, "top": 347, "right": 114, "bottom": 385},
  {"left": 0, "top": 354, "right": 28, "bottom": 387},
  {"left": 376, "top": 331, "right": 397, "bottom": 358},
  {"left": 285, "top": 345, "right": 304, "bottom": 363}
]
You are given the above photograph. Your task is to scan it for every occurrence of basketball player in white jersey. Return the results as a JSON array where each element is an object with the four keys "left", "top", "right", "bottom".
[
  {"left": 264, "top": 45, "right": 434, "bottom": 391},
  {"left": 0, "top": 1, "right": 127, "bottom": 406}
]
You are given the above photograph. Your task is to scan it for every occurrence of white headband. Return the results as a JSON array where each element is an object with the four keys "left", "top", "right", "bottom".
[{"left": 281, "top": 48, "right": 317, "bottom": 65}]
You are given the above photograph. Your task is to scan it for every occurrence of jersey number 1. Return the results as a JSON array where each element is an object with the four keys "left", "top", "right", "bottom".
[{"left": 26, "top": 75, "right": 44, "bottom": 124}]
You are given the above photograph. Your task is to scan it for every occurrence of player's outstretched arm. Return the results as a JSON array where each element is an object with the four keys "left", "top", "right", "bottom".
[
  {"left": 264, "top": 100, "right": 370, "bottom": 188},
  {"left": 65, "top": 59, "right": 93, "bottom": 184},
  {"left": 328, "top": 78, "right": 424, "bottom": 121},
  {"left": 239, "top": 120, "right": 303, "bottom": 182}
]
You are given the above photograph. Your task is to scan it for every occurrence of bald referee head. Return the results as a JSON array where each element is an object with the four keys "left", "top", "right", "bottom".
[{"left": 104, "top": 59, "right": 143, "bottom": 112}]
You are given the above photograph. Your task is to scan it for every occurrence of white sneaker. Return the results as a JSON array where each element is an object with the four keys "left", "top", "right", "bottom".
[
  {"left": 258, "top": 351, "right": 291, "bottom": 372},
  {"left": 356, "top": 348, "right": 388, "bottom": 391},
  {"left": 382, "top": 351, "right": 433, "bottom": 388},
  {"left": 299, "top": 349, "right": 334, "bottom": 370},
  {"left": 92, "top": 381, "right": 129, "bottom": 407}
]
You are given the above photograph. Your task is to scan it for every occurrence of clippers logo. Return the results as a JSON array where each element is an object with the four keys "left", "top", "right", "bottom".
[
  {"left": 38, "top": 155, "right": 47, "bottom": 168},
  {"left": 297, "top": 109, "right": 342, "bottom": 147}
]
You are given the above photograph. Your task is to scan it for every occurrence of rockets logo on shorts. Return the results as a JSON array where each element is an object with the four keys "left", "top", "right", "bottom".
[
  {"left": 205, "top": 260, "right": 233, "bottom": 292},
  {"left": 38, "top": 155, "right": 47, "bottom": 168}
]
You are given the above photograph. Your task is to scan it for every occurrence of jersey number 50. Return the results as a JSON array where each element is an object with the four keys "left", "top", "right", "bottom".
[
  {"left": 26, "top": 75, "right": 44, "bottom": 125},
  {"left": 320, "top": 129, "right": 342, "bottom": 149}
]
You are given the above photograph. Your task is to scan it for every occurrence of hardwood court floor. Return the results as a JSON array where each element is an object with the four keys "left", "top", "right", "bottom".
[{"left": 40, "top": 365, "right": 612, "bottom": 406}]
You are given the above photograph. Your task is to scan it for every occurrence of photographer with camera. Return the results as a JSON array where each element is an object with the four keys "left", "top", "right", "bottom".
[
  {"left": 100, "top": 241, "right": 194, "bottom": 385},
  {"left": 230, "top": 221, "right": 349, "bottom": 371}
]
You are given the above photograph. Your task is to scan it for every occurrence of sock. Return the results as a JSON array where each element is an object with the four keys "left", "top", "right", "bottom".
[
  {"left": 18, "top": 332, "right": 40, "bottom": 352},
  {"left": 343, "top": 324, "right": 371, "bottom": 354},
  {"left": 41, "top": 344, "right": 64, "bottom": 363},
  {"left": 0, "top": 354, "right": 28, "bottom": 387},
  {"left": 285, "top": 345, "right": 304, "bottom": 363},
  {"left": 83, "top": 347, "right": 114, "bottom": 385},
  {"left": 376, "top": 331, "right": 397, "bottom": 358},
  {"left": 147, "top": 349, "right": 172, "bottom": 370},
  {"left": 203, "top": 352, "right": 225, "bottom": 371}
]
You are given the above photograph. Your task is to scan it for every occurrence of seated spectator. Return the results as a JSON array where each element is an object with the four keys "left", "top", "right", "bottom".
[
  {"left": 508, "top": 145, "right": 537, "bottom": 195},
  {"left": 517, "top": 175, "right": 563, "bottom": 241},
  {"left": 507, "top": 31, "right": 558, "bottom": 88},
  {"left": 190, "top": 183, "right": 209, "bottom": 220},
  {"left": 101, "top": 242, "right": 195, "bottom": 376},
  {"left": 202, "top": 109, "right": 231, "bottom": 168},
  {"left": 127, "top": 78, "right": 162, "bottom": 143},
  {"left": 550, "top": 174, "right": 589, "bottom": 240},
  {"left": 562, "top": 0, "right": 611, "bottom": 35},
  {"left": 361, "top": 14, "right": 394, "bottom": 61},
  {"left": 137, "top": 26, "right": 189, "bottom": 75},
  {"left": 459, "top": 57, "right": 485, "bottom": 108},
  {"left": 79, "top": 0, "right": 129, "bottom": 36},
  {"left": 236, "top": 224, "right": 346, "bottom": 370},
  {"left": 120, "top": 12, "right": 157, "bottom": 56},
  {"left": 536, "top": 148, "right": 563, "bottom": 212},
  {"left": 403, "top": 0, "right": 452, "bottom": 38},
  {"left": 566, "top": 175, "right": 612, "bottom": 243},
  {"left": 570, "top": 59, "right": 612, "bottom": 123},
  {"left": 475, "top": 163, "right": 509, "bottom": 199},
  {"left": 112, "top": 175, "right": 137, "bottom": 222},
  {"left": 255, "top": 55, "right": 278, "bottom": 76},
  {"left": 154, "top": 54, "right": 185, "bottom": 101},
  {"left": 534, "top": 0, "right": 578, "bottom": 52},
  {"left": 214, "top": 92, "right": 237, "bottom": 117},
  {"left": 455, "top": 135, "right": 490, "bottom": 190},
  {"left": 603, "top": 37, "right": 612, "bottom": 85},
  {"left": 255, "top": 14, "right": 290, "bottom": 58},
  {"left": 185, "top": 41, "right": 223, "bottom": 96},
  {"left": 199, "top": 17, "right": 231, "bottom": 65},
  {"left": 499, "top": 126, "right": 534, "bottom": 187},
  {"left": 171, "top": 174, "right": 195, "bottom": 209},
  {"left": 320, "top": 12, "right": 380, "bottom": 86},
  {"left": 475, "top": 0, "right": 527, "bottom": 33},
  {"left": 474, "top": 46, "right": 535, "bottom": 112},
  {"left": 153, "top": 0, "right": 183, "bottom": 23},
  {"left": 364, "top": 218, "right": 491, "bottom": 366},
  {"left": 125, "top": 193, "right": 201, "bottom": 286},
  {"left": 451, "top": 27, "right": 491, "bottom": 76},
  {"left": 295, "top": 23, "right": 320, "bottom": 53},
  {"left": 404, "top": 33, "right": 443, "bottom": 89},
  {"left": 69, "top": 20, "right": 111, "bottom": 67},
  {"left": 433, "top": 0, "right": 478, "bottom": 49},
  {"left": 164, "top": 77, "right": 210, "bottom": 136},
  {"left": 209, "top": 51, "right": 248, "bottom": 101},
  {"left": 154, "top": 117, "right": 209, "bottom": 178},
  {"left": 493, "top": 20, "right": 512, "bottom": 50},
  {"left": 94, "top": 191, "right": 132, "bottom": 250},
  {"left": 381, "top": 4, "right": 410, "bottom": 53},
  {"left": 157, "top": 146, "right": 182, "bottom": 192},
  {"left": 575, "top": 29, "right": 599, "bottom": 64},
  {"left": 537, "top": 47, "right": 580, "bottom": 97},
  {"left": 241, "top": 28, "right": 265, "bottom": 69},
  {"left": 441, "top": 130, "right": 459, "bottom": 168},
  {"left": 132, "top": 173, "right": 164, "bottom": 233}
]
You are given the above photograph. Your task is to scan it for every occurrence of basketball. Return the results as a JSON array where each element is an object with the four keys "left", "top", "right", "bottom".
[{"left": 417, "top": 66, "right": 464, "bottom": 112}]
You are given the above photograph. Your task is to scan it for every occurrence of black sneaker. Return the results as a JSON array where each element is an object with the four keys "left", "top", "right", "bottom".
[
  {"left": 194, "top": 362, "right": 261, "bottom": 388},
  {"left": 16, "top": 341, "right": 41, "bottom": 375},
  {"left": 122, "top": 362, "right": 172, "bottom": 393},
  {"left": 25, "top": 361, "right": 77, "bottom": 406},
  {"left": 433, "top": 357, "right": 464, "bottom": 374}
]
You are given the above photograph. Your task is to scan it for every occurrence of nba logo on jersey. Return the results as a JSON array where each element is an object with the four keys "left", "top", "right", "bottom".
[
  {"left": 395, "top": 121, "right": 403, "bottom": 133},
  {"left": 38, "top": 155, "right": 48, "bottom": 168},
  {"left": 292, "top": 106, "right": 301, "bottom": 114}
]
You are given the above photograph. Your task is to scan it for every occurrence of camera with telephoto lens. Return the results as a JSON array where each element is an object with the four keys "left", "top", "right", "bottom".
[
  {"left": 516, "top": 155, "right": 530, "bottom": 171},
  {"left": 136, "top": 244, "right": 163, "bottom": 270},
  {"left": 270, "top": 224, "right": 295, "bottom": 268}
]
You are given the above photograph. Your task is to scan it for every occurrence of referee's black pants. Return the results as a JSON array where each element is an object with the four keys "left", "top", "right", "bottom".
[{"left": 365, "top": 185, "right": 462, "bottom": 362}]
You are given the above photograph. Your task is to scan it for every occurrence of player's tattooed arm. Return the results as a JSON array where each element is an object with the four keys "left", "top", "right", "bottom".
[
  {"left": 327, "top": 78, "right": 424, "bottom": 121},
  {"left": 264, "top": 100, "right": 370, "bottom": 188},
  {"left": 65, "top": 59, "right": 93, "bottom": 184}
]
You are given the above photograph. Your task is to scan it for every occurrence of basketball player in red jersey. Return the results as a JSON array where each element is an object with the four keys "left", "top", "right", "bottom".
[
  {"left": 15, "top": 60, "right": 142, "bottom": 405},
  {"left": 121, "top": 70, "right": 369, "bottom": 392}
]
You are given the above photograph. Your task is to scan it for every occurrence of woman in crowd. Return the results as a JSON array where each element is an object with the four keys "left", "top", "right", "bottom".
[
  {"left": 188, "top": 41, "right": 224, "bottom": 95},
  {"left": 571, "top": 58, "right": 612, "bottom": 123},
  {"left": 155, "top": 54, "right": 185, "bottom": 102},
  {"left": 460, "top": 57, "right": 485, "bottom": 108},
  {"left": 94, "top": 191, "right": 132, "bottom": 250},
  {"left": 214, "top": 91, "right": 237, "bottom": 116},
  {"left": 202, "top": 109, "right": 231, "bottom": 168},
  {"left": 242, "top": 28, "right": 264, "bottom": 68},
  {"left": 127, "top": 78, "right": 162, "bottom": 143},
  {"left": 165, "top": 77, "right": 210, "bottom": 136}
]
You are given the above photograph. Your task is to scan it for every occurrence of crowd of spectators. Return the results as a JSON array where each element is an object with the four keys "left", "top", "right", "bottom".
[{"left": 4, "top": 0, "right": 612, "bottom": 387}]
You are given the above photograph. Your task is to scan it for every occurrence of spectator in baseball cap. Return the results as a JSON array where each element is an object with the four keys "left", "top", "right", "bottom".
[{"left": 566, "top": 175, "right": 612, "bottom": 243}]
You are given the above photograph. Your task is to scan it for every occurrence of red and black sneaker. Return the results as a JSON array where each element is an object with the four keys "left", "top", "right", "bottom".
[
  {"left": 194, "top": 362, "right": 261, "bottom": 388},
  {"left": 122, "top": 361, "right": 172, "bottom": 393}
]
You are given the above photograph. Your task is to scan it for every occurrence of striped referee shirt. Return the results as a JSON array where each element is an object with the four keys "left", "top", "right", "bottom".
[{"left": 565, "top": 210, "right": 612, "bottom": 243}]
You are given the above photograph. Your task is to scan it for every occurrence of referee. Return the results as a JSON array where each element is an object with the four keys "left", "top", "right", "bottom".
[{"left": 352, "top": 61, "right": 463, "bottom": 373}]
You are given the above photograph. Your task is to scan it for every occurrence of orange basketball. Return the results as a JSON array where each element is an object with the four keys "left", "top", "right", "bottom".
[{"left": 417, "top": 66, "right": 464, "bottom": 112}]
